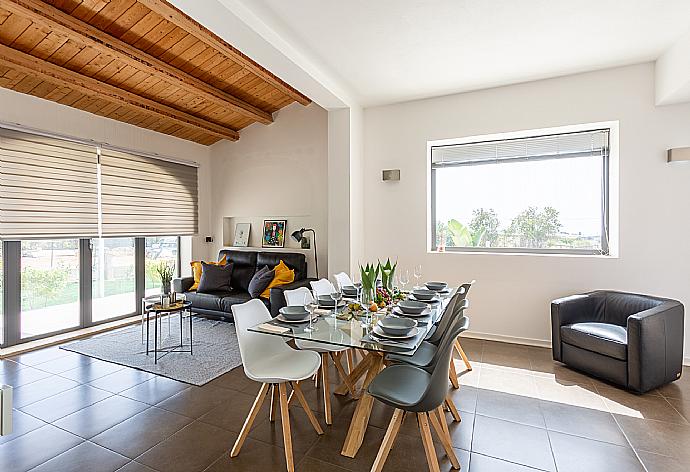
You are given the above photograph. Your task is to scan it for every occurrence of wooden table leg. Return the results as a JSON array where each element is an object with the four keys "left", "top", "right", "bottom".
[
  {"left": 331, "top": 351, "right": 357, "bottom": 397},
  {"left": 341, "top": 354, "right": 384, "bottom": 458},
  {"left": 321, "top": 353, "right": 332, "bottom": 425},
  {"left": 334, "top": 352, "right": 373, "bottom": 396}
]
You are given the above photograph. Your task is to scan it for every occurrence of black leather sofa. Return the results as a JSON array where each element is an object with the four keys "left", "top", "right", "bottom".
[
  {"left": 172, "top": 249, "right": 314, "bottom": 319},
  {"left": 551, "top": 290, "right": 684, "bottom": 393}
]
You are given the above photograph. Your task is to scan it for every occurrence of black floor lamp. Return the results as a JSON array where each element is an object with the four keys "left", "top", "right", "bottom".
[{"left": 291, "top": 228, "right": 318, "bottom": 277}]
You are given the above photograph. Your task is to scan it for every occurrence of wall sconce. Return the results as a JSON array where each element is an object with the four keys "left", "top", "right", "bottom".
[
  {"left": 382, "top": 169, "right": 400, "bottom": 181},
  {"left": 667, "top": 147, "right": 690, "bottom": 163}
]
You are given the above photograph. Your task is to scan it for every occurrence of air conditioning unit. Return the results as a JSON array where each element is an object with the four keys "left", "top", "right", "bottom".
[{"left": 1, "top": 384, "right": 12, "bottom": 436}]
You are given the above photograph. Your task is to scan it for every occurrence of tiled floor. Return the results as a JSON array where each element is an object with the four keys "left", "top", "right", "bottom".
[{"left": 1, "top": 337, "right": 690, "bottom": 471}]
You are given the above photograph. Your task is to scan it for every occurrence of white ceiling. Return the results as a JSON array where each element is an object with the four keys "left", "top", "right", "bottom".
[{"left": 233, "top": 0, "right": 690, "bottom": 107}]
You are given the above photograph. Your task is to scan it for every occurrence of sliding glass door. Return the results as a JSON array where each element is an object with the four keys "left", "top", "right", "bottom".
[
  {"left": 20, "top": 239, "right": 80, "bottom": 339},
  {"left": 91, "top": 238, "right": 136, "bottom": 322},
  {"left": 0, "top": 236, "right": 180, "bottom": 347}
]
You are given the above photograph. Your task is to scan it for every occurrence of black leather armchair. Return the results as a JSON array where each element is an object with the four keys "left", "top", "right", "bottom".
[{"left": 551, "top": 290, "right": 684, "bottom": 393}]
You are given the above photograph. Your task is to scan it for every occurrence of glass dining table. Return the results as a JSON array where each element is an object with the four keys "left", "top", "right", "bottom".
[{"left": 248, "top": 288, "right": 455, "bottom": 458}]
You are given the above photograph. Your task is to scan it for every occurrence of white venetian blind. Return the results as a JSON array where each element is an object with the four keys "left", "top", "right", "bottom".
[
  {"left": 0, "top": 128, "right": 99, "bottom": 239},
  {"left": 99, "top": 147, "right": 198, "bottom": 236},
  {"left": 432, "top": 129, "right": 609, "bottom": 167}
]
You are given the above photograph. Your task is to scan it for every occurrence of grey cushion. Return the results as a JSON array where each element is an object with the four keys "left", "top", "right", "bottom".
[
  {"left": 197, "top": 262, "right": 233, "bottom": 294},
  {"left": 561, "top": 322, "right": 628, "bottom": 361},
  {"left": 248, "top": 265, "right": 274, "bottom": 298}
]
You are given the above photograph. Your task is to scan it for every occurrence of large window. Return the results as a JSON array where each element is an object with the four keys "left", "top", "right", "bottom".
[
  {"left": 20, "top": 239, "right": 80, "bottom": 338},
  {"left": 92, "top": 238, "right": 136, "bottom": 322},
  {"left": 431, "top": 127, "right": 610, "bottom": 255}
]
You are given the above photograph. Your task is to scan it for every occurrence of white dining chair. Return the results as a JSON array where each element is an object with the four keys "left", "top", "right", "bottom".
[
  {"left": 334, "top": 272, "right": 353, "bottom": 290},
  {"left": 310, "top": 278, "right": 335, "bottom": 297},
  {"left": 230, "top": 299, "right": 323, "bottom": 472},
  {"left": 283, "top": 287, "right": 357, "bottom": 424}
]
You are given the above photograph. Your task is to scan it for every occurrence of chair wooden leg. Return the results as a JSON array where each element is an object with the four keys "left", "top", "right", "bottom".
[
  {"left": 321, "top": 353, "right": 333, "bottom": 425},
  {"left": 428, "top": 408, "right": 460, "bottom": 469},
  {"left": 230, "top": 383, "right": 270, "bottom": 457},
  {"left": 445, "top": 395, "right": 461, "bottom": 422},
  {"left": 371, "top": 408, "right": 404, "bottom": 472},
  {"left": 290, "top": 381, "right": 324, "bottom": 435},
  {"left": 331, "top": 351, "right": 357, "bottom": 397},
  {"left": 455, "top": 339, "right": 472, "bottom": 371},
  {"left": 436, "top": 405, "right": 450, "bottom": 439},
  {"left": 418, "top": 412, "right": 441, "bottom": 472},
  {"left": 278, "top": 382, "right": 295, "bottom": 472},
  {"left": 270, "top": 384, "right": 278, "bottom": 422},
  {"left": 314, "top": 368, "right": 320, "bottom": 389},
  {"left": 346, "top": 349, "right": 355, "bottom": 373},
  {"left": 449, "top": 356, "right": 460, "bottom": 389}
]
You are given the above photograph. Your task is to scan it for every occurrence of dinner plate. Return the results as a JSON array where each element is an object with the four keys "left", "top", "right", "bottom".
[
  {"left": 392, "top": 306, "right": 431, "bottom": 318},
  {"left": 372, "top": 324, "right": 419, "bottom": 339},
  {"left": 275, "top": 313, "right": 318, "bottom": 324},
  {"left": 317, "top": 300, "right": 347, "bottom": 308},
  {"left": 408, "top": 294, "right": 440, "bottom": 304}
]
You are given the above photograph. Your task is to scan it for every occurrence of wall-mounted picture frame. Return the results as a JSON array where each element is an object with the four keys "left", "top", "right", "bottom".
[
  {"left": 262, "top": 219, "right": 286, "bottom": 248},
  {"left": 233, "top": 222, "right": 251, "bottom": 247}
]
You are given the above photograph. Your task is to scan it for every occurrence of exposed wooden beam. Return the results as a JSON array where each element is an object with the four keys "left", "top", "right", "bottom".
[
  {"left": 138, "top": 0, "right": 312, "bottom": 107},
  {"left": 4, "top": 0, "right": 273, "bottom": 125},
  {"left": 0, "top": 43, "right": 239, "bottom": 141}
]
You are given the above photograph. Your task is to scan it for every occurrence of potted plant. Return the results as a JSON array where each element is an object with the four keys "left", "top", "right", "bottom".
[{"left": 155, "top": 261, "right": 175, "bottom": 295}]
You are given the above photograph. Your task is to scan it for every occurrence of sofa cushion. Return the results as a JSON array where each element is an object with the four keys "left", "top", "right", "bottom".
[
  {"left": 184, "top": 290, "right": 229, "bottom": 312},
  {"left": 189, "top": 254, "right": 227, "bottom": 291},
  {"left": 197, "top": 262, "right": 233, "bottom": 293},
  {"left": 220, "top": 290, "right": 253, "bottom": 312},
  {"left": 561, "top": 322, "right": 628, "bottom": 361},
  {"left": 260, "top": 260, "right": 295, "bottom": 299},
  {"left": 257, "top": 252, "right": 306, "bottom": 281},
  {"left": 248, "top": 265, "right": 274, "bottom": 298},
  {"left": 219, "top": 250, "right": 258, "bottom": 292}
]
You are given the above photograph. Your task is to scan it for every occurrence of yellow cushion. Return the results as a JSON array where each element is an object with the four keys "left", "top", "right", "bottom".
[
  {"left": 189, "top": 254, "right": 227, "bottom": 291},
  {"left": 260, "top": 260, "right": 295, "bottom": 298}
]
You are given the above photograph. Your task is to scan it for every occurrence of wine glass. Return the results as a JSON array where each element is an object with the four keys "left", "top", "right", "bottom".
[
  {"left": 399, "top": 269, "right": 410, "bottom": 293},
  {"left": 330, "top": 288, "right": 342, "bottom": 317},
  {"left": 304, "top": 291, "right": 317, "bottom": 333},
  {"left": 413, "top": 264, "right": 423, "bottom": 288}
]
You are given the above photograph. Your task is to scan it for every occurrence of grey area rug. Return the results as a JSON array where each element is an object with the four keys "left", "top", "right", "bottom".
[{"left": 61, "top": 317, "right": 242, "bottom": 386}]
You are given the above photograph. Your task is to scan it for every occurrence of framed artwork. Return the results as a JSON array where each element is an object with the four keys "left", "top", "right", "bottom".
[
  {"left": 233, "top": 222, "right": 251, "bottom": 247},
  {"left": 262, "top": 219, "right": 286, "bottom": 248}
]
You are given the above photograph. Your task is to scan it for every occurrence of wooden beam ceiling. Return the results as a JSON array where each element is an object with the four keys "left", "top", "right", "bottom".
[
  {"left": 0, "top": 0, "right": 310, "bottom": 145},
  {"left": 3, "top": 0, "right": 273, "bottom": 125},
  {"left": 138, "top": 0, "right": 311, "bottom": 107},
  {"left": 0, "top": 43, "right": 240, "bottom": 141}
]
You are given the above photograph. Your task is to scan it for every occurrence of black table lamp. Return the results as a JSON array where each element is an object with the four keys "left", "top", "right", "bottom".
[{"left": 291, "top": 227, "right": 318, "bottom": 277}]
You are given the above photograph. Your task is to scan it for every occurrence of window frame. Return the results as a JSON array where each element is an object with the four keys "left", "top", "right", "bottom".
[{"left": 428, "top": 124, "right": 614, "bottom": 256}]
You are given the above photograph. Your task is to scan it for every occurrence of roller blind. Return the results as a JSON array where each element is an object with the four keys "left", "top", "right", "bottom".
[
  {"left": 99, "top": 148, "right": 198, "bottom": 236},
  {"left": 431, "top": 129, "right": 609, "bottom": 168},
  {"left": 0, "top": 128, "right": 99, "bottom": 239}
]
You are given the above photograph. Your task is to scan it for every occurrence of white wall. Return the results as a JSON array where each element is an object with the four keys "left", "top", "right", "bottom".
[
  {"left": 209, "top": 103, "right": 328, "bottom": 278},
  {"left": 0, "top": 88, "right": 214, "bottom": 275},
  {"left": 362, "top": 63, "right": 690, "bottom": 353}
]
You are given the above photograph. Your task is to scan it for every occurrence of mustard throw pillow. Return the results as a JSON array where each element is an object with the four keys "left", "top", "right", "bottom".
[
  {"left": 260, "top": 260, "right": 295, "bottom": 298},
  {"left": 190, "top": 254, "right": 227, "bottom": 291}
]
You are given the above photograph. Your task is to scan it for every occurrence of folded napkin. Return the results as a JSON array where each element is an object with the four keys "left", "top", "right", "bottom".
[
  {"left": 258, "top": 323, "right": 290, "bottom": 333},
  {"left": 314, "top": 309, "right": 331, "bottom": 315}
]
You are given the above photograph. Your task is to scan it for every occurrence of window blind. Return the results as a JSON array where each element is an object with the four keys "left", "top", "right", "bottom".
[
  {"left": 0, "top": 128, "right": 99, "bottom": 239},
  {"left": 431, "top": 129, "right": 609, "bottom": 168},
  {"left": 99, "top": 148, "right": 198, "bottom": 236}
]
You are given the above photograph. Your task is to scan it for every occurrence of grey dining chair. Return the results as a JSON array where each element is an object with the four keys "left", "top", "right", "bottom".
[{"left": 367, "top": 313, "right": 470, "bottom": 472}]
